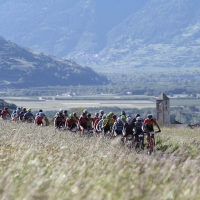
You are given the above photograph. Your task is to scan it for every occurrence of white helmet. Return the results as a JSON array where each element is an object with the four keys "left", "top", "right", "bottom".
[
  {"left": 117, "top": 117, "right": 122, "bottom": 123},
  {"left": 136, "top": 117, "right": 142, "bottom": 121}
]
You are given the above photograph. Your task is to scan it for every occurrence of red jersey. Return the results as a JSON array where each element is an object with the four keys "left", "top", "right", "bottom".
[
  {"left": 66, "top": 118, "right": 76, "bottom": 126},
  {"left": 35, "top": 116, "right": 43, "bottom": 123},
  {"left": 144, "top": 118, "right": 157, "bottom": 126},
  {"left": 1, "top": 110, "right": 11, "bottom": 117}
]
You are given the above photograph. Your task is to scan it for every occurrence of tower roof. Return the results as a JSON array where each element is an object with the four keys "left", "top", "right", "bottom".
[{"left": 156, "top": 93, "right": 170, "bottom": 100}]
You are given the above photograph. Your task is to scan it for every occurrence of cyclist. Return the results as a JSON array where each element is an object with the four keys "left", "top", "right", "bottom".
[
  {"left": 93, "top": 113, "right": 101, "bottom": 136},
  {"left": 11, "top": 109, "right": 20, "bottom": 121},
  {"left": 99, "top": 110, "right": 104, "bottom": 118},
  {"left": 73, "top": 112, "right": 79, "bottom": 122},
  {"left": 54, "top": 111, "right": 64, "bottom": 128},
  {"left": 36, "top": 109, "right": 49, "bottom": 126},
  {"left": 24, "top": 108, "right": 34, "bottom": 122},
  {"left": 35, "top": 112, "right": 44, "bottom": 126},
  {"left": 143, "top": 114, "right": 161, "bottom": 147},
  {"left": 19, "top": 107, "right": 27, "bottom": 121},
  {"left": 1, "top": 107, "right": 11, "bottom": 119},
  {"left": 63, "top": 110, "right": 68, "bottom": 119},
  {"left": 134, "top": 116, "right": 145, "bottom": 149},
  {"left": 112, "top": 117, "right": 125, "bottom": 137},
  {"left": 96, "top": 115, "right": 104, "bottom": 134},
  {"left": 123, "top": 117, "right": 135, "bottom": 144},
  {"left": 86, "top": 113, "right": 93, "bottom": 131},
  {"left": 66, "top": 113, "right": 77, "bottom": 130},
  {"left": 79, "top": 112, "right": 88, "bottom": 134},
  {"left": 102, "top": 112, "right": 114, "bottom": 136}
]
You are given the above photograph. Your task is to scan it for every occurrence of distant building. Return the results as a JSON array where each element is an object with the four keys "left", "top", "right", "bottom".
[{"left": 156, "top": 93, "right": 170, "bottom": 127}]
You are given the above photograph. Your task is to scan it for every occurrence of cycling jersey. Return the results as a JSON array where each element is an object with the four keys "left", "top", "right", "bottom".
[
  {"left": 24, "top": 112, "right": 34, "bottom": 120},
  {"left": 113, "top": 121, "right": 124, "bottom": 135},
  {"left": 35, "top": 116, "right": 43, "bottom": 124},
  {"left": 1, "top": 110, "right": 11, "bottom": 117},
  {"left": 124, "top": 123, "right": 134, "bottom": 136},
  {"left": 144, "top": 118, "right": 157, "bottom": 132}
]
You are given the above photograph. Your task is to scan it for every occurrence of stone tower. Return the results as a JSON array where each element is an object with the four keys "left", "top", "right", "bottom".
[{"left": 156, "top": 93, "right": 170, "bottom": 127}]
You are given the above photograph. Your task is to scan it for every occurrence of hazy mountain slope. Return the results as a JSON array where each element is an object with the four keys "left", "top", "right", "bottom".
[
  {"left": 100, "top": 0, "right": 200, "bottom": 67},
  {"left": 0, "top": 0, "right": 200, "bottom": 68},
  {"left": 0, "top": 0, "right": 147, "bottom": 58},
  {"left": 0, "top": 36, "right": 109, "bottom": 88}
]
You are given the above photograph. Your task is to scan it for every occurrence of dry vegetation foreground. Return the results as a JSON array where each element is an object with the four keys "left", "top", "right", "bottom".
[{"left": 1, "top": 121, "right": 200, "bottom": 200}]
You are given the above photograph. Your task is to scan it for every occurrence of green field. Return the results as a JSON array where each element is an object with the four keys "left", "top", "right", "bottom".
[{"left": 1, "top": 120, "right": 200, "bottom": 200}]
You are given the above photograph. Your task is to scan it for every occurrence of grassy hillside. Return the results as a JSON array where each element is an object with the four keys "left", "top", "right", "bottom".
[
  {"left": 0, "top": 36, "right": 109, "bottom": 88},
  {"left": 1, "top": 120, "right": 200, "bottom": 200}
]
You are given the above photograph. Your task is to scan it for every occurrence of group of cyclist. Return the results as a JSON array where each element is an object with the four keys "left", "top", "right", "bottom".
[
  {"left": 54, "top": 109, "right": 161, "bottom": 148},
  {"left": 0, "top": 107, "right": 49, "bottom": 126},
  {"left": 1, "top": 106, "right": 161, "bottom": 149}
]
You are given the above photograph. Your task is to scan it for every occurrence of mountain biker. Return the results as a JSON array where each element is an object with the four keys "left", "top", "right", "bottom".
[
  {"left": 134, "top": 116, "right": 144, "bottom": 149},
  {"left": 35, "top": 112, "right": 44, "bottom": 126},
  {"left": 121, "top": 111, "right": 126, "bottom": 117},
  {"left": 11, "top": 109, "right": 20, "bottom": 121},
  {"left": 63, "top": 110, "right": 68, "bottom": 119},
  {"left": 96, "top": 115, "right": 104, "bottom": 133},
  {"left": 93, "top": 113, "right": 101, "bottom": 136},
  {"left": 123, "top": 117, "right": 135, "bottom": 144},
  {"left": 73, "top": 112, "right": 79, "bottom": 122},
  {"left": 35, "top": 109, "right": 49, "bottom": 126},
  {"left": 112, "top": 117, "right": 125, "bottom": 137},
  {"left": 99, "top": 110, "right": 104, "bottom": 118},
  {"left": 24, "top": 108, "right": 34, "bottom": 122},
  {"left": 19, "top": 107, "right": 27, "bottom": 121},
  {"left": 143, "top": 114, "right": 161, "bottom": 147},
  {"left": 54, "top": 111, "right": 64, "bottom": 128},
  {"left": 102, "top": 112, "right": 114, "bottom": 135},
  {"left": 79, "top": 112, "right": 88, "bottom": 134},
  {"left": 66, "top": 113, "right": 77, "bottom": 130},
  {"left": 86, "top": 113, "right": 93, "bottom": 131},
  {"left": 1, "top": 107, "right": 11, "bottom": 119}
]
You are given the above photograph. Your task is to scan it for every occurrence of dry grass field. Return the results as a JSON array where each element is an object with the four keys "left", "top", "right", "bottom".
[{"left": 1, "top": 120, "right": 200, "bottom": 200}]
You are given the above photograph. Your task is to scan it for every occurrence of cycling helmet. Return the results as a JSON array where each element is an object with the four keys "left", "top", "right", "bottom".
[
  {"left": 136, "top": 117, "right": 142, "bottom": 121},
  {"left": 135, "top": 114, "right": 140, "bottom": 118},
  {"left": 59, "top": 110, "right": 63, "bottom": 114},
  {"left": 38, "top": 109, "right": 43, "bottom": 112},
  {"left": 59, "top": 109, "right": 63, "bottom": 112},
  {"left": 127, "top": 117, "right": 132, "bottom": 123},
  {"left": 73, "top": 112, "right": 77, "bottom": 116},
  {"left": 64, "top": 110, "right": 67, "bottom": 114},
  {"left": 117, "top": 117, "right": 122, "bottom": 123},
  {"left": 95, "top": 112, "right": 99, "bottom": 117},
  {"left": 83, "top": 109, "right": 88, "bottom": 113},
  {"left": 17, "top": 107, "right": 21, "bottom": 110},
  {"left": 69, "top": 113, "right": 74, "bottom": 118},
  {"left": 103, "top": 115, "right": 107, "bottom": 119},
  {"left": 4, "top": 107, "right": 8, "bottom": 110},
  {"left": 147, "top": 114, "right": 153, "bottom": 119},
  {"left": 99, "top": 110, "right": 104, "bottom": 114},
  {"left": 22, "top": 107, "right": 26, "bottom": 112},
  {"left": 121, "top": 111, "right": 126, "bottom": 116},
  {"left": 87, "top": 113, "right": 91, "bottom": 117},
  {"left": 27, "top": 108, "right": 31, "bottom": 112}
]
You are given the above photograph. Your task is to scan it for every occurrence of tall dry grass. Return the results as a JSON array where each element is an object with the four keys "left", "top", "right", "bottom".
[{"left": 0, "top": 120, "right": 200, "bottom": 200}]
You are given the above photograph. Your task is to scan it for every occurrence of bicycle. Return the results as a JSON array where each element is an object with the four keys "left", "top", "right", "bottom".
[
  {"left": 146, "top": 130, "right": 161, "bottom": 155},
  {"left": 135, "top": 133, "right": 144, "bottom": 154}
]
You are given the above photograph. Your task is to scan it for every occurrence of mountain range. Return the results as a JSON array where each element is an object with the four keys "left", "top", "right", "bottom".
[
  {"left": 0, "top": 36, "right": 109, "bottom": 88},
  {"left": 0, "top": 0, "right": 200, "bottom": 68}
]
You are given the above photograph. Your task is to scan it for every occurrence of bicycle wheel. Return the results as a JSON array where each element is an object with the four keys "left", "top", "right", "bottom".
[{"left": 147, "top": 138, "right": 154, "bottom": 155}]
